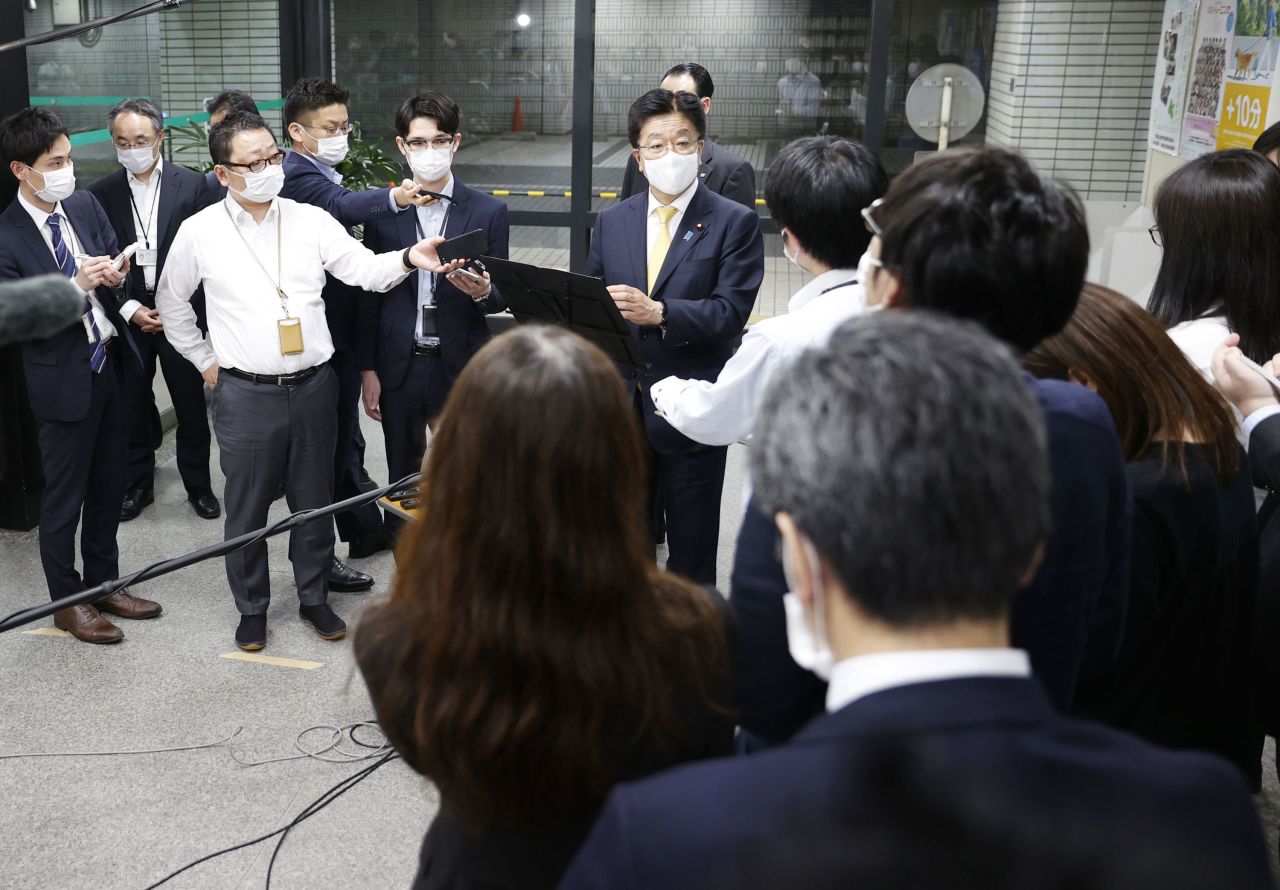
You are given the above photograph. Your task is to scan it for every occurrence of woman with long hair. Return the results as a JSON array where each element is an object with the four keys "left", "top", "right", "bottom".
[
  {"left": 1148, "top": 149, "right": 1280, "bottom": 373},
  {"left": 355, "top": 325, "right": 734, "bottom": 889},
  {"left": 1025, "top": 284, "right": 1262, "bottom": 788}
]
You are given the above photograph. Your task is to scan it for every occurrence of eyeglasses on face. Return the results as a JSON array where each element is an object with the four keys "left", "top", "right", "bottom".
[
  {"left": 223, "top": 151, "right": 286, "bottom": 173},
  {"left": 861, "top": 198, "right": 886, "bottom": 238},
  {"left": 303, "top": 122, "right": 353, "bottom": 137},
  {"left": 114, "top": 135, "right": 159, "bottom": 149},
  {"left": 638, "top": 138, "right": 699, "bottom": 160},
  {"left": 404, "top": 136, "right": 457, "bottom": 150},
  {"left": 1148, "top": 225, "right": 1162, "bottom": 247}
]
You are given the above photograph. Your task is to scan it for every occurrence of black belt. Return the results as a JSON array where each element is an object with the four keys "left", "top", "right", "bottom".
[
  {"left": 412, "top": 342, "right": 442, "bottom": 357},
  {"left": 223, "top": 364, "right": 324, "bottom": 386}
]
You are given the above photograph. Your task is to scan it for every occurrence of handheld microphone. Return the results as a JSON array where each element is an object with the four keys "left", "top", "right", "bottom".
[{"left": 0, "top": 274, "right": 87, "bottom": 347}]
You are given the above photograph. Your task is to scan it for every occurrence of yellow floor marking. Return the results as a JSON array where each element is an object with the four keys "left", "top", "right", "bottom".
[
  {"left": 220, "top": 652, "right": 323, "bottom": 670},
  {"left": 22, "top": 627, "right": 72, "bottom": 638}
]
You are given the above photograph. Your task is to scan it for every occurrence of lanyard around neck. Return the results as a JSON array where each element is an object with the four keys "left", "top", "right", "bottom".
[
  {"left": 413, "top": 199, "right": 452, "bottom": 296},
  {"left": 128, "top": 178, "right": 160, "bottom": 249},
  {"left": 223, "top": 202, "right": 289, "bottom": 315}
]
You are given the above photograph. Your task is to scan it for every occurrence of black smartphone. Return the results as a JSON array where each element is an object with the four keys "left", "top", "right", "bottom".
[{"left": 436, "top": 228, "right": 489, "bottom": 264}]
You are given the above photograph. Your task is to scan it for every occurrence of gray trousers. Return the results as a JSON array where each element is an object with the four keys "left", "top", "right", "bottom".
[{"left": 210, "top": 365, "right": 337, "bottom": 615}]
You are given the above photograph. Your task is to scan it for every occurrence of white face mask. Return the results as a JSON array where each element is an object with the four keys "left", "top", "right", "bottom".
[
  {"left": 117, "top": 145, "right": 158, "bottom": 176},
  {"left": 405, "top": 144, "right": 454, "bottom": 185},
  {"left": 310, "top": 133, "right": 349, "bottom": 166},
  {"left": 228, "top": 163, "right": 285, "bottom": 204},
  {"left": 781, "top": 229, "right": 803, "bottom": 270},
  {"left": 29, "top": 163, "right": 76, "bottom": 203},
  {"left": 781, "top": 534, "right": 836, "bottom": 681},
  {"left": 642, "top": 149, "right": 700, "bottom": 196}
]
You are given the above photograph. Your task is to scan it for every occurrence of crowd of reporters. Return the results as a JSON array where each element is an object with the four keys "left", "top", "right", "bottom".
[{"left": 4, "top": 60, "right": 1280, "bottom": 888}]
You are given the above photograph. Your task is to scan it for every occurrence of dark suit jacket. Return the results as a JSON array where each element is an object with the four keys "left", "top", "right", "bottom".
[
  {"left": 357, "top": 179, "right": 509, "bottom": 390},
  {"left": 559, "top": 677, "right": 1272, "bottom": 890},
  {"left": 355, "top": 589, "right": 736, "bottom": 890},
  {"left": 585, "top": 185, "right": 763, "bottom": 454},
  {"left": 621, "top": 139, "right": 756, "bottom": 210},
  {"left": 87, "top": 162, "right": 216, "bottom": 323},
  {"left": 280, "top": 150, "right": 398, "bottom": 352},
  {"left": 1248, "top": 413, "right": 1280, "bottom": 736},
  {"left": 730, "top": 378, "right": 1131, "bottom": 744},
  {"left": 0, "top": 192, "right": 141, "bottom": 422}
]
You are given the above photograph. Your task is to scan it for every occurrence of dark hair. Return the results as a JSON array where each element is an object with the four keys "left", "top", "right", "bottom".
[
  {"left": 206, "top": 89, "right": 259, "bottom": 119},
  {"left": 627, "top": 89, "right": 706, "bottom": 148},
  {"left": 394, "top": 91, "right": 460, "bottom": 138},
  {"left": 208, "top": 111, "right": 272, "bottom": 166},
  {"left": 1253, "top": 120, "right": 1280, "bottom": 158},
  {"left": 0, "top": 107, "right": 69, "bottom": 205},
  {"left": 752, "top": 311, "right": 1048, "bottom": 627},
  {"left": 283, "top": 77, "right": 350, "bottom": 127},
  {"left": 663, "top": 62, "right": 714, "bottom": 98},
  {"left": 766, "top": 136, "right": 887, "bottom": 269},
  {"left": 107, "top": 97, "right": 163, "bottom": 134},
  {"left": 877, "top": 145, "right": 1089, "bottom": 353},
  {"left": 1147, "top": 149, "right": 1280, "bottom": 363},
  {"left": 1025, "top": 283, "right": 1239, "bottom": 485},
  {"left": 362, "top": 325, "right": 728, "bottom": 828}
]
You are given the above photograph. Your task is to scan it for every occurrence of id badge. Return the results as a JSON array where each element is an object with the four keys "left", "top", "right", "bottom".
[
  {"left": 278, "top": 317, "right": 304, "bottom": 355},
  {"left": 136, "top": 248, "right": 158, "bottom": 267},
  {"left": 421, "top": 305, "right": 439, "bottom": 338}
]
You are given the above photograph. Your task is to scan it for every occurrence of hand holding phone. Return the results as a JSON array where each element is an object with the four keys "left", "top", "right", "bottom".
[{"left": 113, "top": 242, "right": 139, "bottom": 271}]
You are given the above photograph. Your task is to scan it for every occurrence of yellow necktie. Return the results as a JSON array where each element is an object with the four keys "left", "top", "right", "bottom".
[{"left": 648, "top": 205, "right": 678, "bottom": 293}]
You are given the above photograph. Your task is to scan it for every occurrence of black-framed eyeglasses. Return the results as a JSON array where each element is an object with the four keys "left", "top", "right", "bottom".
[
  {"left": 1148, "top": 225, "right": 1162, "bottom": 247},
  {"left": 405, "top": 136, "right": 457, "bottom": 150},
  {"left": 223, "top": 151, "right": 286, "bottom": 173},
  {"left": 861, "top": 198, "right": 885, "bottom": 238}
]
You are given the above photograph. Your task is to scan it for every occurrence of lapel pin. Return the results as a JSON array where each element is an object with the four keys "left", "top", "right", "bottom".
[
  {"left": 683, "top": 230, "right": 694, "bottom": 241},
  {"left": 695, "top": 222, "right": 704, "bottom": 230}
]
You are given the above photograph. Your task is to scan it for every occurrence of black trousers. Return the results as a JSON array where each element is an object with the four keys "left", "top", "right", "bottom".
[
  {"left": 330, "top": 348, "right": 384, "bottom": 543},
  {"left": 380, "top": 351, "right": 451, "bottom": 485},
  {"left": 35, "top": 347, "right": 129, "bottom": 603},
  {"left": 126, "top": 325, "right": 212, "bottom": 494}
]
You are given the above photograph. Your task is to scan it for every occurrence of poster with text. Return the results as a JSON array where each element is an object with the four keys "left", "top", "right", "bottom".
[
  {"left": 1216, "top": 0, "right": 1279, "bottom": 148},
  {"left": 1149, "top": 0, "right": 1198, "bottom": 154},
  {"left": 1181, "top": 0, "right": 1237, "bottom": 157}
]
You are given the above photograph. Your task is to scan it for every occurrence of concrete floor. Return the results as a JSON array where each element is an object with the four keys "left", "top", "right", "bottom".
[{"left": 0, "top": 405, "right": 751, "bottom": 888}]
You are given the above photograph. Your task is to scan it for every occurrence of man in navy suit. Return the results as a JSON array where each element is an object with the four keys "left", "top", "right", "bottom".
[
  {"left": 587, "top": 89, "right": 763, "bottom": 584},
  {"left": 358, "top": 91, "right": 509, "bottom": 495},
  {"left": 619, "top": 63, "right": 756, "bottom": 209},
  {"left": 0, "top": 107, "right": 162, "bottom": 643},
  {"left": 88, "top": 97, "right": 220, "bottom": 523},
  {"left": 204, "top": 90, "right": 259, "bottom": 196},
  {"left": 280, "top": 77, "right": 428, "bottom": 583},
  {"left": 560, "top": 312, "right": 1272, "bottom": 890},
  {"left": 733, "top": 146, "right": 1131, "bottom": 745}
]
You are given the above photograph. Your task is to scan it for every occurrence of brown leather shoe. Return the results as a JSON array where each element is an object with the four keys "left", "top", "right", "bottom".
[
  {"left": 96, "top": 588, "right": 163, "bottom": 620},
  {"left": 53, "top": 604, "right": 124, "bottom": 644}
]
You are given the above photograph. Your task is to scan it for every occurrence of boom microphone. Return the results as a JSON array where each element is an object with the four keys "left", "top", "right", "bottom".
[{"left": 0, "top": 274, "right": 87, "bottom": 347}]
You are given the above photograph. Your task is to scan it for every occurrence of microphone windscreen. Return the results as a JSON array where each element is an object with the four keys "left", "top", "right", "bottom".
[{"left": 0, "top": 274, "right": 87, "bottom": 348}]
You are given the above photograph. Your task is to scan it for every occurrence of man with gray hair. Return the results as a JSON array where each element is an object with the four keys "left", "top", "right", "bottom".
[
  {"left": 560, "top": 312, "right": 1270, "bottom": 889},
  {"left": 89, "top": 98, "right": 220, "bottom": 523}
]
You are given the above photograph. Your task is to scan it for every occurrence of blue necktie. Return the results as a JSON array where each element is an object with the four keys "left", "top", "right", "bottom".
[{"left": 49, "top": 213, "right": 105, "bottom": 374}]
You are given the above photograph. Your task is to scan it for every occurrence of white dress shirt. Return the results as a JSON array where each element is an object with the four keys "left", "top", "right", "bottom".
[
  {"left": 414, "top": 174, "right": 455, "bottom": 344},
  {"left": 17, "top": 190, "right": 118, "bottom": 341},
  {"left": 826, "top": 648, "right": 1032, "bottom": 713},
  {"left": 649, "top": 266, "right": 867, "bottom": 446},
  {"left": 156, "top": 195, "right": 412, "bottom": 375},
  {"left": 645, "top": 178, "right": 700, "bottom": 283},
  {"left": 116, "top": 156, "right": 164, "bottom": 325}
]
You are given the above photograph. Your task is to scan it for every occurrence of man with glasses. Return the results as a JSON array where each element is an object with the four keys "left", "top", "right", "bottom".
[
  {"left": 358, "top": 91, "right": 509, "bottom": 519},
  {"left": 88, "top": 97, "right": 220, "bottom": 524},
  {"left": 155, "top": 110, "right": 463, "bottom": 651},
  {"left": 586, "top": 88, "right": 764, "bottom": 585},
  {"left": 280, "top": 77, "right": 430, "bottom": 585}
]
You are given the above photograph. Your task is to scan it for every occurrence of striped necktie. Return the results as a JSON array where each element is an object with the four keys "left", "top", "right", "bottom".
[{"left": 49, "top": 213, "right": 105, "bottom": 374}]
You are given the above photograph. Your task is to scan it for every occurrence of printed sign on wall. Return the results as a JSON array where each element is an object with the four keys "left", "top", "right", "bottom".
[
  {"left": 1181, "top": 0, "right": 1237, "bottom": 157},
  {"left": 1149, "top": 0, "right": 1198, "bottom": 154},
  {"left": 1215, "top": 0, "right": 1279, "bottom": 148}
]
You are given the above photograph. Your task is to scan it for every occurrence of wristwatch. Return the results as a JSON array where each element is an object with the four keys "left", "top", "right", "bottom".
[{"left": 401, "top": 247, "right": 414, "bottom": 272}]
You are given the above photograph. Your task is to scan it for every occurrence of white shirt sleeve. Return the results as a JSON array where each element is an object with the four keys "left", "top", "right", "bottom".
[
  {"left": 1244, "top": 404, "right": 1280, "bottom": 443},
  {"left": 119, "top": 298, "right": 142, "bottom": 326},
  {"left": 313, "top": 209, "right": 413, "bottom": 293},
  {"left": 156, "top": 221, "right": 217, "bottom": 373},
  {"left": 649, "top": 324, "right": 779, "bottom": 447}
]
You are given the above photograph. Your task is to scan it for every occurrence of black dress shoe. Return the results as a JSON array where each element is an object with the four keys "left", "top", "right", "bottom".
[
  {"left": 236, "top": 614, "right": 267, "bottom": 651},
  {"left": 299, "top": 602, "right": 347, "bottom": 640},
  {"left": 120, "top": 487, "right": 154, "bottom": 522},
  {"left": 328, "top": 556, "right": 374, "bottom": 592},
  {"left": 189, "top": 491, "right": 221, "bottom": 519},
  {"left": 347, "top": 527, "right": 392, "bottom": 560}
]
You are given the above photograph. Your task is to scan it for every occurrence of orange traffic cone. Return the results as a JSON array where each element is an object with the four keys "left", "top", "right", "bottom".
[{"left": 512, "top": 96, "right": 524, "bottom": 132}]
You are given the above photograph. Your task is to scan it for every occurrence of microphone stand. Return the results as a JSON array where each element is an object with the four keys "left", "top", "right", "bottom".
[
  {"left": 0, "top": 473, "right": 420, "bottom": 634},
  {"left": 0, "top": 0, "right": 188, "bottom": 55}
]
